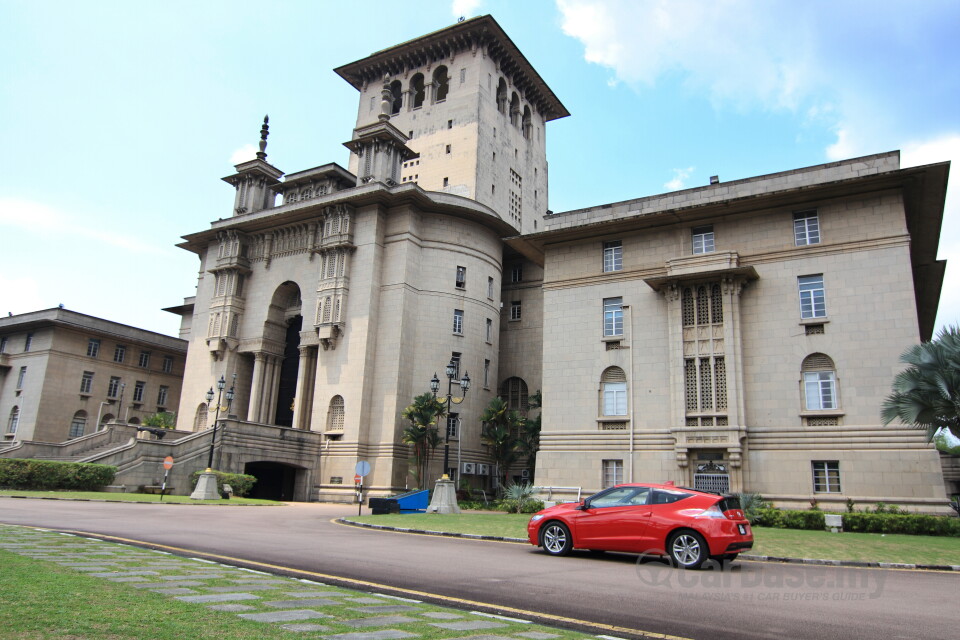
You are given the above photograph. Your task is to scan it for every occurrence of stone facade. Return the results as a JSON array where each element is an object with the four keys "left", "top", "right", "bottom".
[{"left": 0, "top": 308, "right": 186, "bottom": 443}]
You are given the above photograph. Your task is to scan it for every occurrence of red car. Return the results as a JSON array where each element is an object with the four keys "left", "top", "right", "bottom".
[{"left": 527, "top": 483, "right": 753, "bottom": 569}]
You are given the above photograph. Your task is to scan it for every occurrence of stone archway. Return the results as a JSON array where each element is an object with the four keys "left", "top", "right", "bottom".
[{"left": 244, "top": 460, "right": 301, "bottom": 501}]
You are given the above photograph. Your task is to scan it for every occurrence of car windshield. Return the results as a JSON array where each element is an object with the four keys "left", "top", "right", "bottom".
[{"left": 588, "top": 486, "right": 651, "bottom": 508}]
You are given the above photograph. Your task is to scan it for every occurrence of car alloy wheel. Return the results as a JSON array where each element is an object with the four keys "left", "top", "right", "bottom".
[
  {"left": 541, "top": 522, "right": 572, "bottom": 556},
  {"left": 668, "top": 531, "right": 707, "bottom": 569}
]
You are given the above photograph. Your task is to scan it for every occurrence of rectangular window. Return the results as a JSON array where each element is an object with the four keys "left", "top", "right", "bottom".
[
  {"left": 456, "top": 266, "right": 466, "bottom": 289},
  {"left": 0, "top": 337, "right": 6, "bottom": 353},
  {"left": 16, "top": 366, "right": 26, "bottom": 389},
  {"left": 812, "top": 461, "right": 841, "bottom": 493},
  {"left": 138, "top": 351, "right": 151, "bottom": 368},
  {"left": 447, "top": 413, "right": 459, "bottom": 439},
  {"left": 794, "top": 210, "right": 821, "bottom": 246},
  {"left": 447, "top": 119, "right": 453, "bottom": 129},
  {"left": 692, "top": 226, "right": 715, "bottom": 254},
  {"left": 24, "top": 333, "right": 33, "bottom": 352},
  {"left": 603, "top": 241, "right": 622, "bottom": 272},
  {"left": 107, "top": 376, "right": 121, "bottom": 398},
  {"left": 87, "top": 339, "right": 100, "bottom": 358},
  {"left": 484, "top": 359, "right": 490, "bottom": 388},
  {"left": 450, "top": 352, "right": 461, "bottom": 378},
  {"left": 510, "top": 300, "right": 521, "bottom": 321},
  {"left": 487, "top": 276, "right": 494, "bottom": 299},
  {"left": 798, "top": 275, "right": 826, "bottom": 319},
  {"left": 602, "top": 460, "right": 624, "bottom": 489},
  {"left": 804, "top": 371, "right": 837, "bottom": 410},
  {"left": 157, "top": 385, "right": 169, "bottom": 407},
  {"left": 485, "top": 318, "right": 493, "bottom": 343},
  {"left": 460, "top": 68, "right": 466, "bottom": 84},
  {"left": 603, "top": 382, "right": 628, "bottom": 416},
  {"left": 446, "top": 144, "right": 452, "bottom": 154},
  {"left": 113, "top": 344, "right": 126, "bottom": 363},
  {"left": 162, "top": 355, "right": 173, "bottom": 373},
  {"left": 80, "top": 371, "right": 94, "bottom": 394},
  {"left": 443, "top": 177, "right": 449, "bottom": 187},
  {"left": 603, "top": 297, "right": 623, "bottom": 337},
  {"left": 133, "top": 381, "right": 145, "bottom": 403},
  {"left": 510, "top": 264, "right": 523, "bottom": 283},
  {"left": 453, "top": 309, "right": 464, "bottom": 335}
]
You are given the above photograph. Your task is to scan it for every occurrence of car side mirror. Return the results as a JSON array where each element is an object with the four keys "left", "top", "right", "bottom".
[{"left": 577, "top": 498, "right": 591, "bottom": 511}]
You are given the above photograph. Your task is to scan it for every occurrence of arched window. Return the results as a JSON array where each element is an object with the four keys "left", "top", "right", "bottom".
[
  {"left": 433, "top": 66, "right": 449, "bottom": 102},
  {"left": 99, "top": 413, "right": 114, "bottom": 429},
  {"left": 496, "top": 78, "right": 507, "bottom": 114},
  {"left": 499, "top": 377, "right": 529, "bottom": 413},
  {"left": 389, "top": 80, "right": 402, "bottom": 115},
  {"left": 802, "top": 353, "right": 838, "bottom": 410},
  {"left": 327, "top": 395, "right": 345, "bottom": 431},
  {"left": 7, "top": 406, "right": 19, "bottom": 434},
  {"left": 509, "top": 93, "right": 520, "bottom": 126},
  {"left": 69, "top": 411, "right": 87, "bottom": 438},
  {"left": 194, "top": 403, "right": 208, "bottom": 430},
  {"left": 522, "top": 106, "right": 532, "bottom": 139},
  {"left": 601, "top": 367, "right": 627, "bottom": 416},
  {"left": 411, "top": 74, "right": 425, "bottom": 109},
  {"left": 128, "top": 417, "right": 140, "bottom": 425}
]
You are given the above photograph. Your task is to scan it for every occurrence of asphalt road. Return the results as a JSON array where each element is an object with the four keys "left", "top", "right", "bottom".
[{"left": 1, "top": 499, "right": 956, "bottom": 640}]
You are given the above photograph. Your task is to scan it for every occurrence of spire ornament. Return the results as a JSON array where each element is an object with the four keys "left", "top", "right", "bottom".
[{"left": 257, "top": 115, "right": 270, "bottom": 160}]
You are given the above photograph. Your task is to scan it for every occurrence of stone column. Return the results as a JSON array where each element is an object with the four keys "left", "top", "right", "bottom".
[
  {"left": 292, "top": 346, "right": 313, "bottom": 430},
  {"left": 248, "top": 352, "right": 266, "bottom": 422},
  {"left": 265, "top": 355, "right": 280, "bottom": 425}
]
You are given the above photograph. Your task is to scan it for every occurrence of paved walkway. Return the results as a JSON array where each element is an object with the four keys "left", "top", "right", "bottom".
[{"left": 0, "top": 524, "right": 584, "bottom": 640}]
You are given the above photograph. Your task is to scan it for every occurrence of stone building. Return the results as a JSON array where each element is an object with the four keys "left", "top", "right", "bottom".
[
  {"left": 0, "top": 308, "right": 186, "bottom": 443},
  {"left": 160, "top": 14, "right": 950, "bottom": 507}
]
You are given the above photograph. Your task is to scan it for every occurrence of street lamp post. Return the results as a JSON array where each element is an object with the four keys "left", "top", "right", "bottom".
[
  {"left": 431, "top": 360, "right": 470, "bottom": 481},
  {"left": 203, "top": 375, "right": 235, "bottom": 471}
]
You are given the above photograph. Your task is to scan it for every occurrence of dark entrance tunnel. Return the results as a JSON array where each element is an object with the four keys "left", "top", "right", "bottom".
[{"left": 244, "top": 461, "right": 299, "bottom": 501}]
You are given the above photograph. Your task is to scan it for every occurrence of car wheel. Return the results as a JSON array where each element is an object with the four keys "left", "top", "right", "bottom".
[
  {"left": 668, "top": 531, "right": 707, "bottom": 569},
  {"left": 541, "top": 522, "right": 572, "bottom": 556}
]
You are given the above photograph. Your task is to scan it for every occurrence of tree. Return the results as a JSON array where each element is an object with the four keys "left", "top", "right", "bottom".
[
  {"left": 881, "top": 325, "right": 960, "bottom": 442},
  {"left": 142, "top": 412, "right": 175, "bottom": 428},
  {"left": 515, "top": 390, "right": 542, "bottom": 481},
  {"left": 400, "top": 392, "right": 447, "bottom": 489},
  {"left": 480, "top": 396, "right": 522, "bottom": 493}
]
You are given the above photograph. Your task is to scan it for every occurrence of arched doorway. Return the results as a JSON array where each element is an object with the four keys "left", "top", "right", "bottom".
[
  {"left": 244, "top": 461, "right": 300, "bottom": 501},
  {"left": 266, "top": 282, "right": 302, "bottom": 427}
]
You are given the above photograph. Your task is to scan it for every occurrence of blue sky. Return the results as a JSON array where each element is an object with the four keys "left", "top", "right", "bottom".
[{"left": 1, "top": 0, "right": 958, "bottom": 337}]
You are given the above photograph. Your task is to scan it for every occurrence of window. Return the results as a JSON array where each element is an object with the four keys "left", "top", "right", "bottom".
[
  {"left": 113, "top": 344, "right": 126, "bottom": 363},
  {"left": 603, "top": 298, "right": 623, "bottom": 337},
  {"left": 443, "top": 177, "right": 449, "bottom": 187},
  {"left": 16, "top": 366, "right": 26, "bottom": 389},
  {"left": 69, "top": 411, "right": 87, "bottom": 438},
  {"left": 798, "top": 275, "right": 826, "bottom": 319},
  {"left": 389, "top": 79, "right": 402, "bottom": 115},
  {"left": 692, "top": 225, "right": 715, "bottom": 254},
  {"left": 484, "top": 359, "right": 490, "bottom": 388},
  {"left": 133, "top": 381, "right": 145, "bottom": 403},
  {"left": 510, "top": 264, "right": 523, "bottom": 283},
  {"left": 456, "top": 266, "right": 466, "bottom": 289},
  {"left": 80, "top": 371, "right": 94, "bottom": 394},
  {"left": 24, "top": 333, "right": 33, "bottom": 352},
  {"left": 433, "top": 66, "right": 449, "bottom": 102},
  {"left": 7, "top": 407, "right": 19, "bottom": 434},
  {"left": 602, "top": 459, "right": 624, "bottom": 489},
  {"left": 802, "top": 353, "right": 838, "bottom": 410},
  {"left": 138, "top": 351, "right": 151, "bottom": 368},
  {"left": 446, "top": 413, "right": 459, "bottom": 439},
  {"left": 487, "top": 276, "right": 494, "bottom": 299},
  {"left": 447, "top": 119, "right": 453, "bottom": 129},
  {"left": 812, "top": 461, "right": 841, "bottom": 493},
  {"left": 453, "top": 309, "right": 464, "bottom": 335},
  {"left": 446, "top": 144, "right": 451, "bottom": 154},
  {"left": 162, "top": 355, "right": 173, "bottom": 373},
  {"left": 485, "top": 318, "right": 493, "bottom": 343},
  {"left": 0, "top": 337, "right": 6, "bottom": 353},
  {"left": 603, "top": 241, "right": 622, "bottom": 272},
  {"left": 327, "top": 395, "right": 345, "bottom": 431},
  {"left": 107, "top": 376, "right": 121, "bottom": 398},
  {"left": 157, "top": 385, "right": 169, "bottom": 407},
  {"left": 460, "top": 68, "right": 466, "bottom": 84},
  {"left": 496, "top": 78, "right": 507, "bottom": 114},
  {"left": 794, "top": 210, "right": 820, "bottom": 246},
  {"left": 450, "top": 352, "right": 461, "bottom": 378},
  {"left": 87, "top": 339, "right": 101, "bottom": 357},
  {"left": 601, "top": 367, "right": 627, "bottom": 416},
  {"left": 681, "top": 284, "right": 723, "bottom": 327},
  {"left": 411, "top": 73, "right": 425, "bottom": 108},
  {"left": 510, "top": 300, "right": 521, "bottom": 321},
  {"left": 500, "top": 377, "right": 529, "bottom": 412}
]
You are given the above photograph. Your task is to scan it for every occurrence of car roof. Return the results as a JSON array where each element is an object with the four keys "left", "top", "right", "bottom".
[{"left": 610, "top": 482, "right": 721, "bottom": 496}]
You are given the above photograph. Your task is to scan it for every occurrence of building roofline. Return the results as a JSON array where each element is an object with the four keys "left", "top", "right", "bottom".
[
  {"left": 333, "top": 15, "right": 570, "bottom": 122},
  {"left": 0, "top": 308, "right": 187, "bottom": 351}
]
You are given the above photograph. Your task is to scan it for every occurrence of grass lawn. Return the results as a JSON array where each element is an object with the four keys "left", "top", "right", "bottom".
[
  {"left": 348, "top": 512, "right": 960, "bottom": 565},
  {"left": 0, "top": 489, "right": 281, "bottom": 505}
]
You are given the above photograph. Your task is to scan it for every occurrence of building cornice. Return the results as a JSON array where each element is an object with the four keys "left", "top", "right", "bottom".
[{"left": 0, "top": 308, "right": 187, "bottom": 351}]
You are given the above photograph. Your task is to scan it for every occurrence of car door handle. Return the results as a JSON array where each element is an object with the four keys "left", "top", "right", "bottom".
[{"left": 642, "top": 512, "right": 652, "bottom": 517}]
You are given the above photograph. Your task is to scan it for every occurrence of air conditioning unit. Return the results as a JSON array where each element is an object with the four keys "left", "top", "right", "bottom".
[
  {"left": 521, "top": 469, "right": 530, "bottom": 479},
  {"left": 461, "top": 462, "right": 476, "bottom": 475},
  {"left": 477, "top": 464, "right": 490, "bottom": 476}
]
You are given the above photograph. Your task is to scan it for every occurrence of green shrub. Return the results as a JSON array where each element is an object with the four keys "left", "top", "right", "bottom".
[
  {"left": 753, "top": 508, "right": 824, "bottom": 530},
  {"left": 494, "top": 498, "right": 544, "bottom": 513},
  {"left": 736, "top": 492, "right": 771, "bottom": 524},
  {"left": 457, "top": 499, "right": 489, "bottom": 510},
  {"left": 0, "top": 459, "right": 116, "bottom": 491},
  {"left": 188, "top": 470, "right": 256, "bottom": 497},
  {"left": 842, "top": 512, "right": 960, "bottom": 537}
]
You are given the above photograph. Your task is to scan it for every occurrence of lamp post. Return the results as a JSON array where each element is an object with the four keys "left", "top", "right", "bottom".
[
  {"left": 203, "top": 375, "right": 235, "bottom": 471},
  {"left": 431, "top": 360, "right": 470, "bottom": 481}
]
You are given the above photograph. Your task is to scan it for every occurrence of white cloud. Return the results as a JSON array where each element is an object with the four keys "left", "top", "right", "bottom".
[
  {"left": 230, "top": 144, "right": 257, "bottom": 165},
  {"left": 664, "top": 166, "right": 695, "bottom": 191},
  {"left": 0, "top": 198, "right": 165, "bottom": 255},
  {"left": 451, "top": 0, "right": 483, "bottom": 19},
  {"left": 825, "top": 127, "right": 855, "bottom": 161}
]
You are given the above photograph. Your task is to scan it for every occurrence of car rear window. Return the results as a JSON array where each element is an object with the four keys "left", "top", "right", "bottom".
[{"left": 651, "top": 490, "right": 694, "bottom": 505}]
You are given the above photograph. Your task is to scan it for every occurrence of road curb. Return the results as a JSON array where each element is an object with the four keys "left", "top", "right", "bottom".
[{"left": 336, "top": 518, "right": 960, "bottom": 572}]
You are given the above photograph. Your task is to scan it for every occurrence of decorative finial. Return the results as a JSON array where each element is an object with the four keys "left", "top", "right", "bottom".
[{"left": 257, "top": 115, "right": 270, "bottom": 160}]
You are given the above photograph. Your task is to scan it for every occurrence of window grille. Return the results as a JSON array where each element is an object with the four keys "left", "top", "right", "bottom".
[
  {"left": 805, "top": 416, "right": 839, "bottom": 426},
  {"left": 600, "top": 422, "right": 627, "bottom": 430},
  {"left": 327, "top": 396, "right": 345, "bottom": 431},
  {"left": 696, "top": 287, "right": 709, "bottom": 325},
  {"left": 711, "top": 284, "right": 723, "bottom": 323},
  {"left": 805, "top": 323, "right": 825, "bottom": 335}
]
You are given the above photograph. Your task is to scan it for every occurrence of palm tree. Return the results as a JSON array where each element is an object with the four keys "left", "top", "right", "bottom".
[
  {"left": 881, "top": 325, "right": 960, "bottom": 441},
  {"left": 515, "top": 390, "right": 542, "bottom": 481},
  {"left": 480, "top": 397, "right": 522, "bottom": 493},
  {"left": 401, "top": 392, "right": 447, "bottom": 489}
]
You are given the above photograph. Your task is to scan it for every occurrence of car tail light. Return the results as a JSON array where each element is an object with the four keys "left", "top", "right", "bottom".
[{"left": 695, "top": 504, "right": 727, "bottom": 519}]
